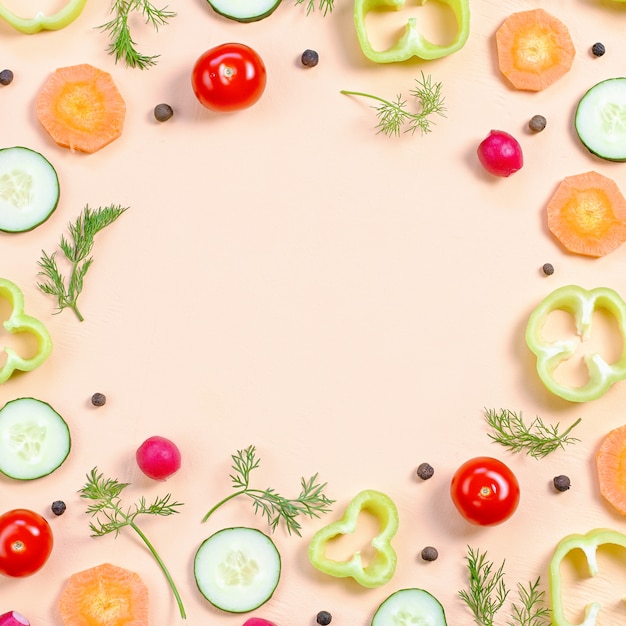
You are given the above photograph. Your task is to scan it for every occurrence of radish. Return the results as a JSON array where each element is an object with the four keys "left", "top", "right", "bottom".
[
  {"left": 243, "top": 618, "right": 278, "bottom": 626},
  {"left": 476, "top": 130, "right": 523, "bottom": 177},
  {"left": 136, "top": 435, "right": 181, "bottom": 480},
  {"left": 0, "top": 612, "right": 30, "bottom": 626}
]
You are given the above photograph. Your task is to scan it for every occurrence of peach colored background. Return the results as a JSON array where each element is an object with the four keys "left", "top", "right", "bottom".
[{"left": 3, "top": 0, "right": 626, "bottom": 624}]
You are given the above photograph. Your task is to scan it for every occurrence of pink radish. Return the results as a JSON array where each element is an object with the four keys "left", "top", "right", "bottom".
[
  {"left": 243, "top": 619, "right": 277, "bottom": 626},
  {"left": 477, "top": 130, "right": 523, "bottom": 177},
  {"left": 0, "top": 612, "right": 30, "bottom": 626},
  {"left": 136, "top": 435, "right": 181, "bottom": 480}
]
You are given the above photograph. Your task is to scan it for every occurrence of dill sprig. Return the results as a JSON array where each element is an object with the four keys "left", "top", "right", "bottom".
[
  {"left": 202, "top": 445, "right": 334, "bottom": 536},
  {"left": 508, "top": 578, "right": 551, "bottom": 626},
  {"left": 37, "top": 204, "right": 128, "bottom": 322},
  {"left": 459, "top": 547, "right": 550, "bottom": 626},
  {"left": 341, "top": 72, "right": 446, "bottom": 137},
  {"left": 485, "top": 408, "right": 582, "bottom": 459},
  {"left": 459, "top": 546, "right": 509, "bottom": 626},
  {"left": 98, "top": 0, "right": 176, "bottom": 69},
  {"left": 79, "top": 468, "right": 186, "bottom": 619},
  {"left": 294, "top": 0, "right": 334, "bottom": 16}
]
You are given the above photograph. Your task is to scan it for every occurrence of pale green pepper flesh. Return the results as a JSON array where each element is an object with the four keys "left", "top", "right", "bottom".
[
  {"left": 0, "top": 0, "right": 87, "bottom": 34},
  {"left": 525, "top": 285, "right": 626, "bottom": 403},
  {"left": 549, "top": 528, "right": 626, "bottom": 626},
  {"left": 308, "top": 489, "right": 399, "bottom": 588},
  {"left": 0, "top": 278, "right": 52, "bottom": 383},
  {"left": 354, "top": 0, "right": 470, "bottom": 63}
]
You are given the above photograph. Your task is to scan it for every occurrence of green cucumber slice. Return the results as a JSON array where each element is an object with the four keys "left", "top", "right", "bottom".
[
  {"left": 206, "top": 0, "right": 281, "bottom": 22},
  {"left": 0, "top": 397, "right": 71, "bottom": 480},
  {"left": 0, "top": 146, "right": 60, "bottom": 232},
  {"left": 372, "top": 588, "right": 448, "bottom": 626},
  {"left": 194, "top": 526, "right": 281, "bottom": 613},
  {"left": 575, "top": 77, "right": 626, "bottom": 162}
]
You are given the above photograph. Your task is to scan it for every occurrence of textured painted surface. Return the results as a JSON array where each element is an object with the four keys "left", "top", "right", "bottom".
[{"left": 3, "top": 0, "right": 626, "bottom": 624}]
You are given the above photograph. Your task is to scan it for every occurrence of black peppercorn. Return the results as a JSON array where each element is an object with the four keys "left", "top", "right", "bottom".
[
  {"left": 416, "top": 462, "right": 434, "bottom": 480},
  {"left": 301, "top": 49, "right": 319, "bottom": 68},
  {"left": 542, "top": 262, "right": 555, "bottom": 276},
  {"left": 421, "top": 546, "right": 439, "bottom": 561},
  {"left": 0, "top": 69, "right": 14, "bottom": 86},
  {"left": 316, "top": 610, "right": 332, "bottom": 625},
  {"left": 91, "top": 392, "right": 106, "bottom": 407},
  {"left": 591, "top": 42, "right": 606, "bottom": 57},
  {"left": 51, "top": 500, "right": 67, "bottom": 516},
  {"left": 529, "top": 114, "right": 547, "bottom": 133},
  {"left": 553, "top": 475, "right": 571, "bottom": 492},
  {"left": 154, "top": 103, "right": 174, "bottom": 122}
]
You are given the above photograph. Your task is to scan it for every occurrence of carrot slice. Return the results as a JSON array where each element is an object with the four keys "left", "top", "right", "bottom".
[
  {"left": 36, "top": 64, "right": 126, "bottom": 154},
  {"left": 496, "top": 8, "right": 575, "bottom": 91},
  {"left": 546, "top": 171, "right": 626, "bottom": 257},
  {"left": 58, "top": 563, "right": 148, "bottom": 626},
  {"left": 596, "top": 424, "right": 626, "bottom": 515}
]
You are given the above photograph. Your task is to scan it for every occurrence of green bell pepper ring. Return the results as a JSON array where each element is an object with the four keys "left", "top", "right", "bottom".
[
  {"left": 549, "top": 528, "right": 626, "bottom": 626},
  {"left": 525, "top": 285, "right": 626, "bottom": 403},
  {"left": 308, "top": 489, "right": 399, "bottom": 588},
  {"left": 0, "top": 0, "right": 87, "bottom": 34},
  {"left": 0, "top": 278, "right": 52, "bottom": 384},
  {"left": 354, "top": 0, "right": 470, "bottom": 63}
]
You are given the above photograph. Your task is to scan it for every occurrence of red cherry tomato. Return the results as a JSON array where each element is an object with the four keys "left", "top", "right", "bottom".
[
  {"left": 0, "top": 509, "right": 53, "bottom": 577},
  {"left": 191, "top": 43, "right": 267, "bottom": 112},
  {"left": 450, "top": 457, "right": 520, "bottom": 526}
]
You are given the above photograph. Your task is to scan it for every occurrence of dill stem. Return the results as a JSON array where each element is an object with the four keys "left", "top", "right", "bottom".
[
  {"left": 71, "top": 304, "right": 84, "bottom": 322},
  {"left": 129, "top": 520, "right": 186, "bottom": 619},
  {"left": 340, "top": 90, "right": 394, "bottom": 107},
  {"left": 560, "top": 417, "right": 582, "bottom": 437},
  {"left": 201, "top": 489, "right": 245, "bottom": 523}
]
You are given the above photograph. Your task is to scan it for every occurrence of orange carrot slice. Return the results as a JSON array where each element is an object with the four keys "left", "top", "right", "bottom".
[
  {"left": 596, "top": 424, "right": 626, "bottom": 515},
  {"left": 496, "top": 8, "right": 575, "bottom": 91},
  {"left": 36, "top": 64, "right": 126, "bottom": 154},
  {"left": 58, "top": 563, "right": 148, "bottom": 626},
  {"left": 546, "top": 171, "right": 626, "bottom": 257}
]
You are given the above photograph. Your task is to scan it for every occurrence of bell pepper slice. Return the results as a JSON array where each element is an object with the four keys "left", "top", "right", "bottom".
[
  {"left": 354, "top": 0, "right": 470, "bottom": 63},
  {"left": 549, "top": 528, "right": 626, "bottom": 626},
  {"left": 525, "top": 285, "right": 626, "bottom": 403},
  {"left": 0, "top": 278, "right": 52, "bottom": 384},
  {"left": 0, "top": 0, "right": 87, "bottom": 34},
  {"left": 308, "top": 489, "right": 399, "bottom": 588}
]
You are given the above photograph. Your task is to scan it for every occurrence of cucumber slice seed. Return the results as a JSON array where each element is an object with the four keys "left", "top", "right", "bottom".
[
  {"left": 575, "top": 77, "right": 626, "bottom": 162},
  {"left": 194, "top": 526, "right": 281, "bottom": 613},
  {"left": 0, "top": 397, "right": 71, "bottom": 480},
  {"left": 0, "top": 146, "right": 60, "bottom": 232},
  {"left": 206, "top": 0, "right": 281, "bottom": 22},
  {"left": 371, "top": 588, "right": 448, "bottom": 626}
]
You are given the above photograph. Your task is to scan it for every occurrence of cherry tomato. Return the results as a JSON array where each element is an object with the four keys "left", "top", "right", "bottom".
[
  {"left": 450, "top": 457, "right": 520, "bottom": 526},
  {"left": 0, "top": 509, "right": 53, "bottom": 577},
  {"left": 191, "top": 43, "right": 267, "bottom": 112}
]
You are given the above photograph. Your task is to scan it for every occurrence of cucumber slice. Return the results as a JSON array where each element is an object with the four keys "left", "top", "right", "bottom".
[
  {"left": 575, "top": 77, "right": 626, "bottom": 162},
  {"left": 206, "top": 0, "right": 281, "bottom": 22},
  {"left": 0, "top": 397, "right": 71, "bottom": 480},
  {"left": 194, "top": 526, "right": 281, "bottom": 613},
  {"left": 372, "top": 588, "right": 448, "bottom": 626},
  {"left": 0, "top": 146, "right": 60, "bottom": 232}
]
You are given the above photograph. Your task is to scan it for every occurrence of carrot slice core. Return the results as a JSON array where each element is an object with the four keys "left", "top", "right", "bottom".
[
  {"left": 496, "top": 8, "right": 575, "bottom": 91},
  {"left": 547, "top": 171, "right": 626, "bottom": 257},
  {"left": 36, "top": 64, "right": 126, "bottom": 154}
]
